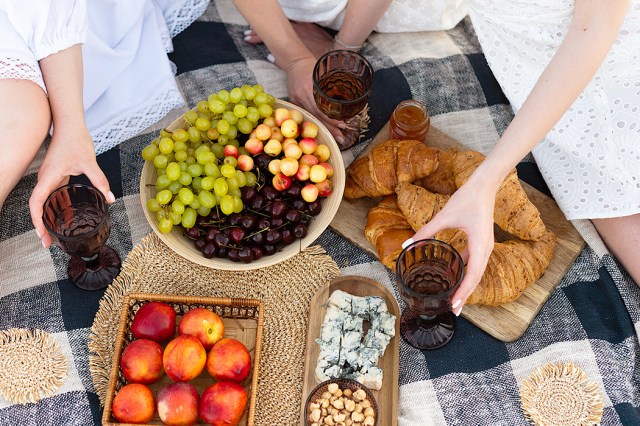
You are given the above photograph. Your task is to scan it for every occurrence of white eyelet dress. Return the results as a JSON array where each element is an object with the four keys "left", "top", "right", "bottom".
[
  {"left": 0, "top": 0, "right": 209, "bottom": 155},
  {"left": 466, "top": 0, "right": 640, "bottom": 220},
  {"left": 279, "top": 0, "right": 468, "bottom": 32}
]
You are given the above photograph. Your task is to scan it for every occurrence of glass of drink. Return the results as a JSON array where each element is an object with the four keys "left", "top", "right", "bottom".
[
  {"left": 312, "top": 50, "right": 374, "bottom": 148},
  {"left": 43, "top": 184, "right": 121, "bottom": 290},
  {"left": 396, "top": 239, "right": 464, "bottom": 350}
]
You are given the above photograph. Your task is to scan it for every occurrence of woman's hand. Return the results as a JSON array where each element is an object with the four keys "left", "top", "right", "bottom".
[
  {"left": 405, "top": 176, "right": 498, "bottom": 316},
  {"left": 29, "top": 124, "right": 113, "bottom": 248},
  {"left": 283, "top": 57, "right": 350, "bottom": 147}
]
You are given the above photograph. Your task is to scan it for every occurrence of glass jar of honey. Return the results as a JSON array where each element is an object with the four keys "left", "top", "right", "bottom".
[{"left": 389, "top": 99, "right": 430, "bottom": 141}]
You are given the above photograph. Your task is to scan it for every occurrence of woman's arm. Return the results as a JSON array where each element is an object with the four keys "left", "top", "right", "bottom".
[
  {"left": 410, "top": 0, "right": 631, "bottom": 314},
  {"left": 232, "top": 0, "right": 392, "bottom": 147},
  {"left": 29, "top": 44, "right": 113, "bottom": 247},
  {"left": 334, "top": 0, "right": 393, "bottom": 50}
]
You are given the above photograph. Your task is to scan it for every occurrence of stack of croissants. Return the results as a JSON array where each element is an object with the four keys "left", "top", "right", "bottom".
[{"left": 345, "top": 139, "right": 557, "bottom": 306}]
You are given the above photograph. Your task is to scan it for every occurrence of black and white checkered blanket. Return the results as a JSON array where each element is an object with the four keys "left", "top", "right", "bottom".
[{"left": 1, "top": 1, "right": 638, "bottom": 425}]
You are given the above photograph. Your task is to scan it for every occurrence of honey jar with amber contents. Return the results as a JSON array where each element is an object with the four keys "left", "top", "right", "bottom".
[{"left": 389, "top": 99, "right": 430, "bottom": 141}]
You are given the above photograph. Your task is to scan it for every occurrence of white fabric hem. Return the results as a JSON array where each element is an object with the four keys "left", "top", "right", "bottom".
[
  {"left": 34, "top": 35, "right": 87, "bottom": 61},
  {"left": 163, "top": 0, "right": 210, "bottom": 38},
  {"left": 0, "top": 54, "right": 46, "bottom": 93},
  {"left": 564, "top": 206, "right": 640, "bottom": 222},
  {"left": 90, "top": 83, "right": 185, "bottom": 155}
]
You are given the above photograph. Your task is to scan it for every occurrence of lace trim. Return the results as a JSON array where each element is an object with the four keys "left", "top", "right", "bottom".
[
  {"left": 165, "top": 0, "right": 210, "bottom": 38},
  {"left": 91, "top": 84, "right": 185, "bottom": 155},
  {"left": 0, "top": 56, "right": 46, "bottom": 93}
]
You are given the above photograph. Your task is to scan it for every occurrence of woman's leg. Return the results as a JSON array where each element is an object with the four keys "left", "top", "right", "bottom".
[
  {"left": 592, "top": 214, "right": 640, "bottom": 286},
  {"left": 0, "top": 79, "right": 51, "bottom": 209}
]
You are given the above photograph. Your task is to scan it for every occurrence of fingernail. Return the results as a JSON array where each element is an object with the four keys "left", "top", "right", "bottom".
[
  {"left": 266, "top": 53, "right": 275, "bottom": 63},
  {"left": 454, "top": 306, "right": 463, "bottom": 316},
  {"left": 244, "top": 36, "right": 252, "bottom": 42},
  {"left": 337, "top": 122, "right": 347, "bottom": 130},
  {"left": 107, "top": 191, "right": 116, "bottom": 203},
  {"left": 336, "top": 136, "right": 346, "bottom": 146},
  {"left": 41, "top": 240, "right": 46, "bottom": 248},
  {"left": 452, "top": 299, "right": 462, "bottom": 309},
  {"left": 35, "top": 229, "right": 41, "bottom": 238},
  {"left": 244, "top": 29, "right": 252, "bottom": 36},
  {"left": 402, "top": 238, "right": 414, "bottom": 249}
]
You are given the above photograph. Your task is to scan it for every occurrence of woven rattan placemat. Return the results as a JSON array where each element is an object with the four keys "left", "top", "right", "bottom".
[{"left": 88, "top": 232, "right": 340, "bottom": 425}]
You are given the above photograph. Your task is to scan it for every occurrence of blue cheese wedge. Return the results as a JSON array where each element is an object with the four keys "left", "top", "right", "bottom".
[{"left": 315, "top": 289, "right": 397, "bottom": 391}]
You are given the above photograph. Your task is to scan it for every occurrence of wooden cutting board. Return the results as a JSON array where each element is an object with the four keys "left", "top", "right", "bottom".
[{"left": 329, "top": 122, "right": 585, "bottom": 342}]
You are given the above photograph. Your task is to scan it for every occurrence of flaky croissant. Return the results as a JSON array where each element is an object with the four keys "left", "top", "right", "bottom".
[
  {"left": 395, "top": 182, "right": 556, "bottom": 305},
  {"left": 364, "top": 195, "right": 415, "bottom": 270},
  {"left": 344, "top": 139, "right": 439, "bottom": 199},
  {"left": 416, "top": 148, "right": 458, "bottom": 196},
  {"left": 452, "top": 151, "right": 547, "bottom": 241}
]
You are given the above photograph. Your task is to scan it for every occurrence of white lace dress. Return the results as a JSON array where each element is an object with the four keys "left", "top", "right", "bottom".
[
  {"left": 0, "top": 0, "right": 209, "bottom": 155},
  {"left": 279, "top": 0, "right": 468, "bottom": 32},
  {"left": 466, "top": 0, "right": 640, "bottom": 220}
]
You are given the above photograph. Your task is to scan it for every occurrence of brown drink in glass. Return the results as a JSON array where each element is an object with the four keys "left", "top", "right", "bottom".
[
  {"left": 313, "top": 50, "right": 374, "bottom": 148},
  {"left": 43, "top": 184, "right": 121, "bottom": 290},
  {"left": 396, "top": 239, "right": 464, "bottom": 350}
]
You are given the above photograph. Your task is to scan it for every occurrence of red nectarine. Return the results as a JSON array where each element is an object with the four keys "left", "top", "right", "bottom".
[
  {"left": 178, "top": 307, "right": 225, "bottom": 351},
  {"left": 112, "top": 383, "right": 155, "bottom": 424},
  {"left": 163, "top": 335, "right": 207, "bottom": 382},
  {"left": 199, "top": 381, "right": 248, "bottom": 426},
  {"left": 206, "top": 338, "right": 251, "bottom": 383},
  {"left": 131, "top": 301, "right": 176, "bottom": 343},
  {"left": 120, "top": 338, "right": 164, "bottom": 384},
  {"left": 157, "top": 382, "right": 200, "bottom": 426}
]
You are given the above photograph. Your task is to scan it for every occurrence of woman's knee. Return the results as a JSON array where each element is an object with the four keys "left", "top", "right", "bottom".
[{"left": 0, "top": 79, "right": 51, "bottom": 204}]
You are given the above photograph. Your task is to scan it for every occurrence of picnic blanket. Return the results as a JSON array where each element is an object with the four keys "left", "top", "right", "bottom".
[{"left": 1, "top": 1, "right": 639, "bottom": 424}]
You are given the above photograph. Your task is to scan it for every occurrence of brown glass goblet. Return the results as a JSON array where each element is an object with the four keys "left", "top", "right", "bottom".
[
  {"left": 396, "top": 239, "right": 464, "bottom": 350},
  {"left": 43, "top": 184, "right": 121, "bottom": 290},
  {"left": 312, "top": 50, "right": 374, "bottom": 148}
]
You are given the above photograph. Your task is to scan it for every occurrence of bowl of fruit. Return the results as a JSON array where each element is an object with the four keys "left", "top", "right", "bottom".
[{"left": 140, "top": 85, "right": 345, "bottom": 270}]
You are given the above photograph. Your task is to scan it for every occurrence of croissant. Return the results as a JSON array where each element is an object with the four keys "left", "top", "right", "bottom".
[
  {"left": 395, "top": 182, "right": 556, "bottom": 305},
  {"left": 344, "top": 139, "right": 439, "bottom": 199},
  {"left": 452, "top": 151, "right": 547, "bottom": 241},
  {"left": 416, "top": 148, "right": 458, "bottom": 195},
  {"left": 364, "top": 195, "right": 415, "bottom": 270}
]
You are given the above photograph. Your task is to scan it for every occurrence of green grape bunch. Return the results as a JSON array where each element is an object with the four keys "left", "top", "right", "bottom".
[{"left": 141, "top": 84, "right": 275, "bottom": 234}]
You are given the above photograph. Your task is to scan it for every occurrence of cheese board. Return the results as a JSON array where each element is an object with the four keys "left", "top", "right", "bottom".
[
  {"left": 300, "top": 275, "right": 400, "bottom": 426},
  {"left": 330, "top": 122, "right": 585, "bottom": 342}
]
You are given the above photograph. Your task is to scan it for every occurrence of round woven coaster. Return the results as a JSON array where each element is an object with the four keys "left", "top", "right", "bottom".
[
  {"left": 88, "top": 232, "right": 340, "bottom": 426},
  {"left": 0, "top": 328, "right": 68, "bottom": 404},
  {"left": 520, "top": 362, "right": 604, "bottom": 426}
]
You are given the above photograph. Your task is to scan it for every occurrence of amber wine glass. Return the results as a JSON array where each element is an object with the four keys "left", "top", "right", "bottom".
[
  {"left": 43, "top": 184, "right": 121, "bottom": 290},
  {"left": 313, "top": 50, "right": 374, "bottom": 147},
  {"left": 396, "top": 239, "right": 464, "bottom": 350}
]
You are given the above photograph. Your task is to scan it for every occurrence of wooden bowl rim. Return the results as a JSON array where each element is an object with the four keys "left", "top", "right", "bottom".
[{"left": 139, "top": 99, "right": 345, "bottom": 271}]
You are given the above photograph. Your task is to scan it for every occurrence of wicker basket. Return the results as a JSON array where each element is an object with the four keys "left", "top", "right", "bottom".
[{"left": 102, "top": 292, "right": 264, "bottom": 426}]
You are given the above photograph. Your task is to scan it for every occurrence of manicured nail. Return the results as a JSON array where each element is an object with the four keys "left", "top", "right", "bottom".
[
  {"left": 41, "top": 239, "right": 46, "bottom": 248},
  {"left": 402, "top": 238, "right": 414, "bottom": 249},
  {"left": 337, "top": 122, "right": 347, "bottom": 130},
  {"left": 243, "top": 29, "right": 252, "bottom": 36},
  {"left": 35, "top": 229, "right": 41, "bottom": 238},
  {"left": 454, "top": 306, "right": 463, "bottom": 316},
  {"left": 266, "top": 53, "right": 275, "bottom": 63},
  {"left": 336, "top": 135, "right": 346, "bottom": 146},
  {"left": 107, "top": 191, "right": 116, "bottom": 203},
  {"left": 451, "top": 299, "right": 462, "bottom": 309},
  {"left": 244, "top": 36, "right": 251, "bottom": 42}
]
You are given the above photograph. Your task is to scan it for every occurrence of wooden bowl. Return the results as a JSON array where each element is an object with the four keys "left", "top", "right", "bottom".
[
  {"left": 140, "top": 99, "right": 345, "bottom": 270},
  {"left": 304, "top": 378, "right": 378, "bottom": 426}
]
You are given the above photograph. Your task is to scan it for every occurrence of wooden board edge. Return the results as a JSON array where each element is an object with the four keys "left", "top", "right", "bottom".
[{"left": 299, "top": 275, "right": 400, "bottom": 426}]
